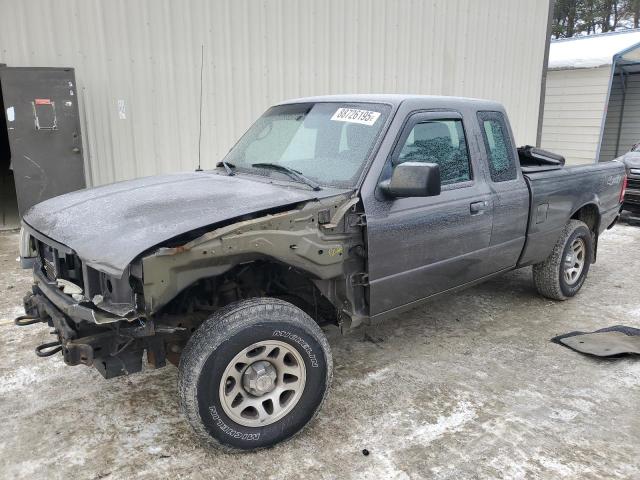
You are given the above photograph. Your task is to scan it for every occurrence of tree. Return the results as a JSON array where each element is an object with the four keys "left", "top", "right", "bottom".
[
  {"left": 630, "top": 0, "right": 640, "bottom": 27},
  {"left": 552, "top": 0, "right": 640, "bottom": 38}
]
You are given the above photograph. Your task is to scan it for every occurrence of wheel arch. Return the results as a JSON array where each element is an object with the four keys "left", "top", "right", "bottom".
[
  {"left": 570, "top": 203, "right": 600, "bottom": 262},
  {"left": 570, "top": 202, "right": 600, "bottom": 234},
  {"left": 153, "top": 256, "right": 341, "bottom": 327}
]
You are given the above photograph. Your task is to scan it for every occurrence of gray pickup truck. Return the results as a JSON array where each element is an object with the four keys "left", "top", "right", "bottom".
[{"left": 17, "top": 95, "right": 625, "bottom": 451}]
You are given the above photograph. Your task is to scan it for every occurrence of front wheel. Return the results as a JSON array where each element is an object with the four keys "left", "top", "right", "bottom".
[
  {"left": 532, "top": 219, "right": 593, "bottom": 301},
  {"left": 178, "top": 298, "right": 332, "bottom": 451}
]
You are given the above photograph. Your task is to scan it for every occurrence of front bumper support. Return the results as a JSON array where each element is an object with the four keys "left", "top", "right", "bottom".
[{"left": 21, "top": 289, "right": 156, "bottom": 378}]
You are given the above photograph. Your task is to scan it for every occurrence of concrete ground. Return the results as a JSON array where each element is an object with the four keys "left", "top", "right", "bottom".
[{"left": 1, "top": 225, "right": 639, "bottom": 480}]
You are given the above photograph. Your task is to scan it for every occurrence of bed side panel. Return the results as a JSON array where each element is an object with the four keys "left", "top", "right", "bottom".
[{"left": 518, "top": 161, "right": 624, "bottom": 267}]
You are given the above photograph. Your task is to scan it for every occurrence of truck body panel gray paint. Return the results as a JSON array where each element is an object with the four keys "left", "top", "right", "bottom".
[
  {"left": 23, "top": 171, "right": 349, "bottom": 276},
  {"left": 359, "top": 96, "right": 624, "bottom": 316},
  {"left": 517, "top": 163, "right": 624, "bottom": 266},
  {"left": 22, "top": 94, "right": 625, "bottom": 326},
  {"left": 18, "top": 94, "right": 627, "bottom": 387}
]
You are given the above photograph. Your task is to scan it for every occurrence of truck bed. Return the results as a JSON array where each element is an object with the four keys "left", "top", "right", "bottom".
[
  {"left": 518, "top": 160, "right": 625, "bottom": 267},
  {"left": 518, "top": 145, "right": 565, "bottom": 173}
]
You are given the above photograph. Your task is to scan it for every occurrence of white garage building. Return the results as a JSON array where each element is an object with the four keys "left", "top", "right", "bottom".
[
  {"left": 0, "top": 1, "right": 552, "bottom": 184},
  {"left": 540, "top": 29, "right": 640, "bottom": 165},
  {"left": 0, "top": 0, "right": 551, "bottom": 230}
]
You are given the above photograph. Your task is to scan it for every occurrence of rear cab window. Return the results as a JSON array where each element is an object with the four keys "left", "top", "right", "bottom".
[
  {"left": 396, "top": 117, "right": 472, "bottom": 186},
  {"left": 477, "top": 111, "right": 517, "bottom": 182}
]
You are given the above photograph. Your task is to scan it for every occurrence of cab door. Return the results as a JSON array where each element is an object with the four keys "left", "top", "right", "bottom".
[
  {"left": 476, "top": 110, "right": 529, "bottom": 270},
  {"left": 363, "top": 111, "right": 494, "bottom": 315}
]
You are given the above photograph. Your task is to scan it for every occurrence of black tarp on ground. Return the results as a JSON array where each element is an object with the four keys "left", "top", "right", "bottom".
[{"left": 552, "top": 325, "right": 640, "bottom": 357}]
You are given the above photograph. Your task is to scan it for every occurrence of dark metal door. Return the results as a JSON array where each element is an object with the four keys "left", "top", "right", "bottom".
[
  {"left": 476, "top": 110, "right": 530, "bottom": 271},
  {"left": 365, "top": 184, "right": 495, "bottom": 315},
  {"left": 0, "top": 67, "right": 85, "bottom": 215},
  {"left": 363, "top": 111, "right": 495, "bottom": 316}
]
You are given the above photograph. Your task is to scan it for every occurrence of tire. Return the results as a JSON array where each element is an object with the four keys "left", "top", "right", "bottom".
[
  {"left": 532, "top": 219, "right": 593, "bottom": 301},
  {"left": 178, "top": 297, "right": 332, "bottom": 452}
]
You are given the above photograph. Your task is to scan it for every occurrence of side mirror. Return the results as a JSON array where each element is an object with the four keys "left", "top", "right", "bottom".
[{"left": 380, "top": 162, "right": 441, "bottom": 198}]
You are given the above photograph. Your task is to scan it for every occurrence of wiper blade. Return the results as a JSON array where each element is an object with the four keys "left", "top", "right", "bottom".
[
  {"left": 251, "top": 163, "right": 321, "bottom": 191},
  {"left": 216, "top": 160, "right": 236, "bottom": 176}
]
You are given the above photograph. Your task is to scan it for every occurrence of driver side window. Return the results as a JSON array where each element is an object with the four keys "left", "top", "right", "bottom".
[{"left": 397, "top": 119, "right": 471, "bottom": 185}]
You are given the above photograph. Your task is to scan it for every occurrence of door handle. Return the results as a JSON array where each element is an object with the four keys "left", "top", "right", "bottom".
[{"left": 470, "top": 201, "right": 488, "bottom": 214}]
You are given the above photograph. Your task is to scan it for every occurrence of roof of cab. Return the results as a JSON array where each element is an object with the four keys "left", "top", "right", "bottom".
[{"left": 278, "top": 94, "right": 504, "bottom": 111}]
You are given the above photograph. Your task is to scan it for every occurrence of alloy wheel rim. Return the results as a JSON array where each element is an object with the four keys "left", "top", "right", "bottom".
[
  {"left": 219, "top": 340, "right": 306, "bottom": 427},
  {"left": 563, "top": 238, "right": 586, "bottom": 285}
]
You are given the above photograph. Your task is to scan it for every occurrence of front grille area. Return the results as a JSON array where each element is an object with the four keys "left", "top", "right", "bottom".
[
  {"left": 43, "top": 257, "right": 57, "bottom": 281},
  {"left": 36, "top": 240, "right": 84, "bottom": 289},
  {"left": 39, "top": 243, "right": 57, "bottom": 281},
  {"left": 626, "top": 175, "right": 640, "bottom": 206},
  {"left": 626, "top": 195, "right": 640, "bottom": 206}
]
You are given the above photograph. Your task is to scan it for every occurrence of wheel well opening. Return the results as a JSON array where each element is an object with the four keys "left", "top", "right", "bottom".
[
  {"left": 159, "top": 260, "right": 338, "bottom": 327},
  {"left": 571, "top": 204, "right": 599, "bottom": 233}
]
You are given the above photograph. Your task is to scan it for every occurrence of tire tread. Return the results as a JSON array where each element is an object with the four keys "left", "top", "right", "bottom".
[
  {"left": 178, "top": 297, "right": 332, "bottom": 452},
  {"left": 532, "top": 219, "right": 590, "bottom": 301}
]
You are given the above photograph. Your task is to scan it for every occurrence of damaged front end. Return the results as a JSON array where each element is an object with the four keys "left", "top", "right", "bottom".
[
  {"left": 140, "top": 193, "right": 369, "bottom": 329},
  {"left": 21, "top": 288, "right": 168, "bottom": 378},
  {"left": 18, "top": 227, "right": 180, "bottom": 378},
  {"left": 24, "top": 225, "right": 144, "bottom": 322},
  {"left": 17, "top": 192, "right": 369, "bottom": 379}
]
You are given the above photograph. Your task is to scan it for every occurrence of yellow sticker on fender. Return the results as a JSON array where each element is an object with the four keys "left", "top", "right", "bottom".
[{"left": 331, "top": 108, "right": 381, "bottom": 126}]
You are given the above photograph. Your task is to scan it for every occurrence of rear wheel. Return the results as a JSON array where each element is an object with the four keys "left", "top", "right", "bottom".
[
  {"left": 532, "top": 219, "right": 593, "bottom": 300},
  {"left": 178, "top": 297, "right": 332, "bottom": 451}
]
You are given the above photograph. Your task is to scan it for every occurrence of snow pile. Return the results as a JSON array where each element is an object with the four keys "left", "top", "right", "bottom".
[{"left": 549, "top": 30, "right": 640, "bottom": 69}]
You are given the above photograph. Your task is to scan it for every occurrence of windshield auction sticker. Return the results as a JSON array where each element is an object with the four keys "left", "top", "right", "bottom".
[{"left": 331, "top": 108, "right": 381, "bottom": 126}]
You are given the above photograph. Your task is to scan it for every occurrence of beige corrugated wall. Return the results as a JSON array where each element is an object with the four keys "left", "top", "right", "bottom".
[
  {"left": 540, "top": 66, "right": 612, "bottom": 165},
  {"left": 600, "top": 73, "right": 640, "bottom": 160},
  {"left": 0, "top": 0, "right": 550, "bottom": 186}
]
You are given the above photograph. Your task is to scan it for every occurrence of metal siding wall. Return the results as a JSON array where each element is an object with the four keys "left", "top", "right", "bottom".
[
  {"left": 0, "top": 0, "right": 549, "bottom": 186},
  {"left": 600, "top": 74, "right": 640, "bottom": 160},
  {"left": 540, "top": 67, "right": 611, "bottom": 165}
]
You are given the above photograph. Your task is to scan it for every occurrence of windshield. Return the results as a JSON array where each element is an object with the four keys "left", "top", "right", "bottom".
[{"left": 223, "top": 102, "right": 391, "bottom": 188}]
